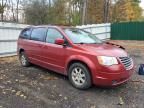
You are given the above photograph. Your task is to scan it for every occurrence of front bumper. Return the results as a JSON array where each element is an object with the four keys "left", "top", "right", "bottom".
[{"left": 93, "top": 68, "right": 134, "bottom": 86}]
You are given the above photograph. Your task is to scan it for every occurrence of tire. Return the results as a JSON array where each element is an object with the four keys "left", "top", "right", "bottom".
[
  {"left": 19, "top": 52, "right": 30, "bottom": 67},
  {"left": 68, "top": 63, "right": 92, "bottom": 90}
]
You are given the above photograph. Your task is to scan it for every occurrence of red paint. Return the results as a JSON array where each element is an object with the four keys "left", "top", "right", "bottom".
[{"left": 17, "top": 26, "right": 134, "bottom": 87}]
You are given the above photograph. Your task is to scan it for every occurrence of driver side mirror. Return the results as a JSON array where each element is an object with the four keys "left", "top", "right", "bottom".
[{"left": 55, "top": 38, "right": 65, "bottom": 45}]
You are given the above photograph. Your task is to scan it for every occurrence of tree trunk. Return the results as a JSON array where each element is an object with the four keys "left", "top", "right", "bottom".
[
  {"left": 82, "top": 0, "right": 87, "bottom": 25},
  {"left": 1, "top": 0, "right": 4, "bottom": 21},
  {"left": 16, "top": 0, "right": 20, "bottom": 22},
  {"left": 10, "top": 0, "right": 16, "bottom": 21},
  {"left": 103, "top": 0, "right": 110, "bottom": 23}
]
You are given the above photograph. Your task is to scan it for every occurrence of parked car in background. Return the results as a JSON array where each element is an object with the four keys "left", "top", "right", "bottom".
[{"left": 17, "top": 25, "right": 134, "bottom": 89}]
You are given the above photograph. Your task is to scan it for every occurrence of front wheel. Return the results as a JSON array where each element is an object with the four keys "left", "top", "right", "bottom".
[{"left": 68, "top": 63, "right": 92, "bottom": 90}]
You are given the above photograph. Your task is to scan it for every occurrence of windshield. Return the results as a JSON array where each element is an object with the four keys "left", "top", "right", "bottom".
[{"left": 64, "top": 28, "right": 103, "bottom": 44}]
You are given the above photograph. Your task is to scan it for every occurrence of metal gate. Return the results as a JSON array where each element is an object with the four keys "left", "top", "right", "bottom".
[
  {"left": 111, "top": 22, "right": 144, "bottom": 40},
  {"left": 0, "top": 22, "right": 29, "bottom": 57}
]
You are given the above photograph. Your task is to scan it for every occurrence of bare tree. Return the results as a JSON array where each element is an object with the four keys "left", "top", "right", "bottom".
[
  {"left": 16, "top": 0, "right": 20, "bottom": 22},
  {"left": 0, "top": 0, "right": 8, "bottom": 21},
  {"left": 23, "top": 0, "right": 49, "bottom": 24},
  {"left": 9, "top": 0, "right": 16, "bottom": 21},
  {"left": 103, "top": 0, "right": 110, "bottom": 23},
  {"left": 49, "top": 0, "right": 51, "bottom": 8},
  {"left": 82, "top": 0, "right": 87, "bottom": 24}
]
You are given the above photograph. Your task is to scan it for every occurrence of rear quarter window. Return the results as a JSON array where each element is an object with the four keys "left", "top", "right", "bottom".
[{"left": 20, "top": 28, "right": 32, "bottom": 39}]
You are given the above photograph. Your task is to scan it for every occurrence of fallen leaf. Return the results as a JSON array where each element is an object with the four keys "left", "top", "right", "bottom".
[
  {"left": 16, "top": 91, "right": 21, "bottom": 96},
  {"left": 90, "top": 105, "right": 96, "bottom": 108},
  {"left": 5, "top": 88, "right": 12, "bottom": 91},
  {"left": 86, "top": 99, "right": 90, "bottom": 102},
  {"left": 53, "top": 85, "right": 56, "bottom": 88},
  {"left": 20, "top": 94, "right": 24, "bottom": 97},
  {"left": 2, "top": 91, "right": 6, "bottom": 94},
  {"left": 130, "top": 80, "right": 144, "bottom": 83},
  {"left": 6, "top": 80, "right": 11, "bottom": 83},
  {"left": 59, "top": 94, "right": 62, "bottom": 97},
  {"left": 0, "top": 86, "right": 5, "bottom": 89},
  {"left": 64, "top": 97, "right": 68, "bottom": 100},
  {"left": 23, "top": 96, "right": 27, "bottom": 99},
  {"left": 51, "top": 95, "right": 55, "bottom": 98},
  {"left": 15, "top": 79, "right": 19, "bottom": 82},
  {"left": 0, "top": 77, "right": 3, "bottom": 80},
  {"left": 39, "top": 83, "right": 44, "bottom": 86},
  {"left": 19, "top": 74, "right": 24, "bottom": 77},
  {"left": 118, "top": 97, "right": 124, "bottom": 105},
  {"left": 43, "top": 76, "right": 52, "bottom": 80},
  {"left": 19, "top": 80, "right": 27, "bottom": 83},
  {"left": 11, "top": 90, "right": 16, "bottom": 93},
  {"left": 42, "top": 76, "right": 58, "bottom": 80},
  {"left": 37, "top": 88, "right": 40, "bottom": 90}
]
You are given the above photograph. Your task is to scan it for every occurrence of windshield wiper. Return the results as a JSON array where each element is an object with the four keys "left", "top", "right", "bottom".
[
  {"left": 75, "top": 42, "right": 101, "bottom": 44},
  {"left": 74, "top": 42, "right": 86, "bottom": 44},
  {"left": 75, "top": 42, "right": 97, "bottom": 44},
  {"left": 79, "top": 42, "right": 86, "bottom": 44}
]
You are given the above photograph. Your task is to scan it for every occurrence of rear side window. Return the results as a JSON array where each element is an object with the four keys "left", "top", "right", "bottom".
[
  {"left": 46, "top": 28, "right": 63, "bottom": 44},
  {"left": 31, "top": 27, "right": 47, "bottom": 42},
  {"left": 20, "top": 28, "right": 31, "bottom": 39}
]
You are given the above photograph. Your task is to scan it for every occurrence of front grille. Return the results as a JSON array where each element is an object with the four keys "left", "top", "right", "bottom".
[{"left": 119, "top": 57, "right": 133, "bottom": 70}]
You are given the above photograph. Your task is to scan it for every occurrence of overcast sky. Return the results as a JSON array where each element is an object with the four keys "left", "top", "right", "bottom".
[{"left": 140, "top": 0, "right": 144, "bottom": 9}]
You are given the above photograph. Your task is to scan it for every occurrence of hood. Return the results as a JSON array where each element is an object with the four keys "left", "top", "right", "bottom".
[{"left": 76, "top": 43, "right": 128, "bottom": 57}]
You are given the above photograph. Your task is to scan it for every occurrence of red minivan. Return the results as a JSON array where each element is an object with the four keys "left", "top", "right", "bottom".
[{"left": 17, "top": 26, "right": 134, "bottom": 89}]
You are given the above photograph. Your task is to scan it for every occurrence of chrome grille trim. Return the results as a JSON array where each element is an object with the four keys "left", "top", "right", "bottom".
[{"left": 119, "top": 57, "right": 133, "bottom": 70}]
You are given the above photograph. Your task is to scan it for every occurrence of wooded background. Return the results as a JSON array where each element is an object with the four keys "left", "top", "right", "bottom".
[{"left": 0, "top": 0, "right": 143, "bottom": 25}]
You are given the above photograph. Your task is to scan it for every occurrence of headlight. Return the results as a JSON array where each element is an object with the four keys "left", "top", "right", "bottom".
[{"left": 97, "top": 56, "right": 118, "bottom": 66}]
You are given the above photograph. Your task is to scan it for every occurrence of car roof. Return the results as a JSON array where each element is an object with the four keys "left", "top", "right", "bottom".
[{"left": 26, "top": 25, "right": 74, "bottom": 29}]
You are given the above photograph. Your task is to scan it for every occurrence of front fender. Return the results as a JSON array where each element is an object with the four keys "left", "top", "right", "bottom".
[{"left": 65, "top": 55, "right": 96, "bottom": 78}]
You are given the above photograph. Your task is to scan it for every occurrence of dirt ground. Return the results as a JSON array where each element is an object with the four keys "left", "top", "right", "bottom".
[{"left": 0, "top": 40, "right": 144, "bottom": 108}]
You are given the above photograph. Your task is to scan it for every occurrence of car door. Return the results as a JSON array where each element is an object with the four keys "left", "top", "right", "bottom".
[
  {"left": 42, "top": 28, "right": 67, "bottom": 73},
  {"left": 28, "top": 27, "right": 47, "bottom": 64}
]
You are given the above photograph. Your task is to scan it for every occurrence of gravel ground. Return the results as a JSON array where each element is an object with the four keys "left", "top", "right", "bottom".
[{"left": 0, "top": 41, "right": 144, "bottom": 108}]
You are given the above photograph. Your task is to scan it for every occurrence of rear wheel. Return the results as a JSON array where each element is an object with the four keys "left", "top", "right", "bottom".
[
  {"left": 19, "top": 52, "right": 30, "bottom": 67},
  {"left": 68, "top": 63, "right": 92, "bottom": 90}
]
